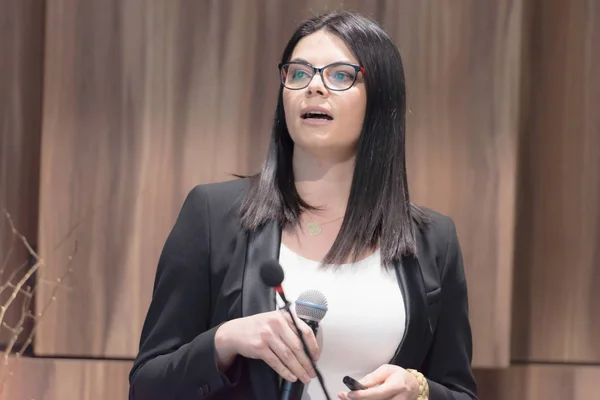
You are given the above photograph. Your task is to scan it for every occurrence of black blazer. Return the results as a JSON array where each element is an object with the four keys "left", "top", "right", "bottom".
[{"left": 128, "top": 178, "right": 478, "bottom": 400}]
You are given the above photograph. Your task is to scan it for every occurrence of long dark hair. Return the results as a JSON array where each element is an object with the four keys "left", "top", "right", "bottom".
[{"left": 238, "top": 10, "right": 430, "bottom": 267}]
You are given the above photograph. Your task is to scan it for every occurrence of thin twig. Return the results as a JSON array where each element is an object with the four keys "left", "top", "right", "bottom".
[{"left": 0, "top": 209, "right": 78, "bottom": 392}]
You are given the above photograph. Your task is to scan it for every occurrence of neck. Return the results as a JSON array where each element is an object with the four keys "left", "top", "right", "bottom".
[{"left": 292, "top": 146, "right": 354, "bottom": 218}]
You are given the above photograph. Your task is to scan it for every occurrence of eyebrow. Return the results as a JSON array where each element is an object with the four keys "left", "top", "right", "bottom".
[
  {"left": 289, "top": 57, "right": 354, "bottom": 65},
  {"left": 289, "top": 57, "right": 311, "bottom": 64}
]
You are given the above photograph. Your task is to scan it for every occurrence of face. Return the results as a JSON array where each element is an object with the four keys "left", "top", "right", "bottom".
[{"left": 282, "top": 30, "right": 366, "bottom": 159}]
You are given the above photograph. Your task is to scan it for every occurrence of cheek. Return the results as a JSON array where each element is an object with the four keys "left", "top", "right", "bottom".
[
  {"left": 339, "top": 93, "right": 366, "bottom": 134},
  {"left": 282, "top": 91, "right": 298, "bottom": 124}
]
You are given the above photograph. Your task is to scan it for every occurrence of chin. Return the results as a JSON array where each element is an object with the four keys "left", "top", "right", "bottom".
[
  {"left": 292, "top": 128, "right": 334, "bottom": 147},
  {"left": 293, "top": 136, "right": 355, "bottom": 161}
]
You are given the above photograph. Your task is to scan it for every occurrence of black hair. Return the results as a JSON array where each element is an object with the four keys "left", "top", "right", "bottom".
[{"left": 237, "top": 10, "right": 430, "bottom": 267}]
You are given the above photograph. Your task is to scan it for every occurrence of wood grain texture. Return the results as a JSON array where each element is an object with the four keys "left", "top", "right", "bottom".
[
  {"left": 511, "top": 0, "right": 600, "bottom": 362},
  {"left": 474, "top": 365, "right": 600, "bottom": 400},
  {"left": 0, "top": 357, "right": 132, "bottom": 400},
  {"left": 35, "top": 0, "right": 285, "bottom": 357},
  {"left": 0, "top": 0, "right": 45, "bottom": 347},
  {"left": 36, "top": 0, "right": 522, "bottom": 368},
  {"left": 376, "top": 0, "right": 524, "bottom": 367}
]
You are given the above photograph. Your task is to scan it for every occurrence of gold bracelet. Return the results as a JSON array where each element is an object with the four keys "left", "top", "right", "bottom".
[{"left": 407, "top": 369, "right": 429, "bottom": 400}]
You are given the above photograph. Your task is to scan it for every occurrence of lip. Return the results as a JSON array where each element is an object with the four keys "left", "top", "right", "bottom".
[
  {"left": 301, "top": 117, "right": 333, "bottom": 126},
  {"left": 300, "top": 106, "right": 334, "bottom": 120}
]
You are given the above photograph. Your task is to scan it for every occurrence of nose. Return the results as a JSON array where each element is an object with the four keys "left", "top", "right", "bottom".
[{"left": 306, "top": 72, "right": 328, "bottom": 96}]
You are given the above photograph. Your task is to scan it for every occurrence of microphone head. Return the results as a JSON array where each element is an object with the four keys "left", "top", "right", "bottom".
[
  {"left": 260, "top": 259, "right": 284, "bottom": 288},
  {"left": 295, "top": 289, "right": 328, "bottom": 323}
]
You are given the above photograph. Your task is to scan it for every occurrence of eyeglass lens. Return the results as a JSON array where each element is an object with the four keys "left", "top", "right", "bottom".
[{"left": 281, "top": 63, "right": 357, "bottom": 90}]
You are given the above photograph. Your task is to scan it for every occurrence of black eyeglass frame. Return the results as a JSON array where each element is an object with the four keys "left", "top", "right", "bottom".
[{"left": 278, "top": 61, "right": 365, "bottom": 92}]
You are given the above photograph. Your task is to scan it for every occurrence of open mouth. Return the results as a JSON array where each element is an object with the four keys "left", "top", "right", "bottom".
[{"left": 301, "top": 111, "right": 333, "bottom": 121}]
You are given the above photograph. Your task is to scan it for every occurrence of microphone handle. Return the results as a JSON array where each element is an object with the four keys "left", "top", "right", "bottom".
[{"left": 279, "top": 319, "right": 320, "bottom": 400}]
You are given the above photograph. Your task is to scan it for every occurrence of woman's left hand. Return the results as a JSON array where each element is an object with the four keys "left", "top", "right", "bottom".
[{"left": 337, "top": 364, "right": 420, "bottom": 400}]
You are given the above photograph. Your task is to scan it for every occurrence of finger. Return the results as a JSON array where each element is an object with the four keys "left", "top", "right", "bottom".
[
  {"left": 284, "top": 313, "right": 320, "bottom": 362},
  {"left": 261, "top": 348, "right": 298, "bottom": 384},
  {"left": 297, "top": 319, "right": 321, "bottom": 362},
  {"left": 268, "top": 337, "right": 312, "bottom": 384},
  {"left": 279, "top": 322, "right": 317, "bottom": 379},
  {"left": 359, "top": 364, "right": 397, "bottom": 387}
]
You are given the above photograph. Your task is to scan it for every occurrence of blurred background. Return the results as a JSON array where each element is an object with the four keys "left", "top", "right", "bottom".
[{"left": 0, "top": 0, "right": 598, "bottom": 399}]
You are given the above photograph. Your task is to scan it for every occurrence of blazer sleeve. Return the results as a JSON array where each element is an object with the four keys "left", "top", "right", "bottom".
[
  {"left": 421, "top": 217, "right": 478, "bottom": 400},
  {"left": 128, "top": 186, "right": 242, "bottom": 400}
]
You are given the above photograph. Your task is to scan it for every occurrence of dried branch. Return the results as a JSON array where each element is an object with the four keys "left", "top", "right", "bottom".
[{"left": 0, "top": 208, "right": 77, "bottom": 392}]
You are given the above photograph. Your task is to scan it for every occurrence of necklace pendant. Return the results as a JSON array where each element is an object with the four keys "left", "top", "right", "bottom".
[{"left": 307, "top": 222, "right": 322, "bottom": 236}]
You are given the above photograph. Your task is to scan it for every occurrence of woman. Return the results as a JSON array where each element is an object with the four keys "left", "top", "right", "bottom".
[{"left": 129, "top": 10, "right": 478, "bottom": 400}]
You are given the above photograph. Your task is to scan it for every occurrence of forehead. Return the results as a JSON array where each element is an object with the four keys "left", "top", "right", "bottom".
[{"left": 290, "top": 30, "right": 358, "bottom": 66}]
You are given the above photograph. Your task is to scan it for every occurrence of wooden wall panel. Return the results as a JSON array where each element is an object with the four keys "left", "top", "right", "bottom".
[
  {"left": 378, "top": 0, "right": 524, "bottom": 367},
  {"left": 35, "top": 0, "right": 285, "bottom": 357},
  {"left": 0, "top": 0, "right": 45, "bottom": 348},
  {"left": 511, "top": 0, "right": 600, "bottom": 362},
  {"left": 36, "top": 0, "right": 521, "bottom": 369},
  {"left": 0, "top": 357, "right": 132, "bottom": 400},
  {"left": 474, "top": 365, "right": 600, "bottom": 400}
]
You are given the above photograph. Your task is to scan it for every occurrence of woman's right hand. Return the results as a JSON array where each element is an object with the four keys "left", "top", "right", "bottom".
[{"left": 214, "top": 310, "right": 319, "bottom": 384}]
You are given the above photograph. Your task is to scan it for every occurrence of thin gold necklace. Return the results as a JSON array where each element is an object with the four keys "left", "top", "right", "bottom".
[{"left": 305, "top": 214, "right": 343, "bottom": 236}]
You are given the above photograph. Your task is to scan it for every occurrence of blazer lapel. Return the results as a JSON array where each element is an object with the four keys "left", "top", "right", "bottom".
[
  {"left": 242, "top": 221, "right": 282, "bottom": 400},
  {"left": 391, "top": 253, "right": 431, "bottom": 369}
]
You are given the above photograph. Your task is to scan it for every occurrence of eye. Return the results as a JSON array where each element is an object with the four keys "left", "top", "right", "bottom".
[
  {"left": 325, "top": 65, "right": 356, "bottom": 84},
  {"left": 332, "top": 72, "right": 352, "bottom": 81},
  {"left": 291, "top": 70, "right": 308, "bottom": 80}
]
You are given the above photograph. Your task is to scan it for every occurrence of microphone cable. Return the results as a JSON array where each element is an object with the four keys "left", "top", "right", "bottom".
[{"left": 280, "top": 298, "right": 331, "bottom": 400}]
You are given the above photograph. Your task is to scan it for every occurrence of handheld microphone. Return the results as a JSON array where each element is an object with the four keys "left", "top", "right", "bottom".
[
  {"left": 259, "top": 260, "right": 331, "bottom": 400},
  {"left": 280, "top": 289, "right": 328, "bottom": 400}
]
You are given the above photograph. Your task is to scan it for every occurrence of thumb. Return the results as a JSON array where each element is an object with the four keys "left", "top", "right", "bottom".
[{"left": 359, "top": 365, "right": 396, "bottom": 388}]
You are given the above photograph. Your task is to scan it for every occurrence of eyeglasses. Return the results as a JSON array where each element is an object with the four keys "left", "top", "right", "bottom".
[{"left": 278, "top": 61, "right": 364, "bottom": 91}]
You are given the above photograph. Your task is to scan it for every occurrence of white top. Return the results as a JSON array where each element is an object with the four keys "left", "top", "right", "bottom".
[{"left": 278, "top": 243, "right": 406, "bottom": 400}]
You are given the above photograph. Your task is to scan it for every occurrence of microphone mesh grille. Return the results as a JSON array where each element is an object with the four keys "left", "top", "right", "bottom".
[{"left": 295, "top": 289, "right": 328, "bottom": 323}]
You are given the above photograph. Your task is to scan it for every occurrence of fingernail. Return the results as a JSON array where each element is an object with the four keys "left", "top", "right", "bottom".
[
  {"left": 302, "top": 374, "right": 311, "bottom": 383},
  {"left": 288, "top": 374, "right": 298, "bottom": 382}
]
